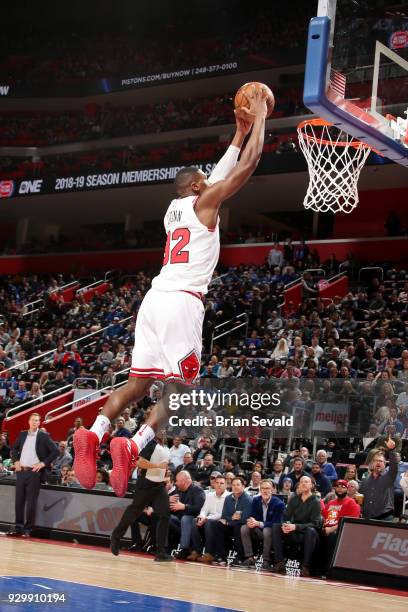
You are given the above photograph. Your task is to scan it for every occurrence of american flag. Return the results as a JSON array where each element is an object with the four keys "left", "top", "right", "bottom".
[{"left": 330, "top": 69, "right": 346, "bottom": 98}]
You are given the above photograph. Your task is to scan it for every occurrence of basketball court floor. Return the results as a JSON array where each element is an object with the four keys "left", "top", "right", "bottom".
[{"left": 1, "top": 538, "right": 407, "bottom": 612}]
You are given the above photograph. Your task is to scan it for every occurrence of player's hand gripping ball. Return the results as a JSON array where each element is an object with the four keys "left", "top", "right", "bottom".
[{"left": 234, "top": 82, "right": 275, "bottom": 121}]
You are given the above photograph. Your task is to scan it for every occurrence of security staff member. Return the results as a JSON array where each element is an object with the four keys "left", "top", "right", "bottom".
[
  {"left": 10, "top": 412, "right": 59, "bottom": 536},
  {"left": 110, "top": 431, "right": 172, "bottom": 561}
]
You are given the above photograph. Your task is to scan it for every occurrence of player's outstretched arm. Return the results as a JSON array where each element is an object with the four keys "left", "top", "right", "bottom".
[
  {"left": 207, "top": 112, "right": 252, "bottom": 185},
  {"left": 196, "top": 87, "right": 267, "bottom": 220}
]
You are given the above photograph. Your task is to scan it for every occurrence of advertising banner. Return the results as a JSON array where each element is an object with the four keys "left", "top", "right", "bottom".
[
  {"left": 312, "top": 401, "right": 349, "bottom": 433},
  {"left": 334, "top": 521, "right": 408, "bottom": 578},
  {"left": 0, "top": 483, "right": 132, "bottom": 537}
]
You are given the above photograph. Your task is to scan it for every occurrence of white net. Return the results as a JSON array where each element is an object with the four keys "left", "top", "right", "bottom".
[{"left": 297, "top": 120, "right": 371, "bottom": 214}]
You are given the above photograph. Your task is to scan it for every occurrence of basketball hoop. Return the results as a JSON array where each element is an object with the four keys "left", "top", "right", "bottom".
[{"left": 297, "top": 118, "right": 372, "bottom": 214}]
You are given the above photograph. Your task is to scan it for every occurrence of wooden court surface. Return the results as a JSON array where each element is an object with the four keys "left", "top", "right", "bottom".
[{"left": 1, "top": 537, "right": 407, "bottom": 612}]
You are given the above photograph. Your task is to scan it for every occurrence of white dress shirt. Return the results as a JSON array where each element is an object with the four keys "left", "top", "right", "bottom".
[
  {"left": 198, "top": 490, "right": 228, "bottom": 520},
  {"left": 20, "top": 430, "right": 40, "bottom": 467}
]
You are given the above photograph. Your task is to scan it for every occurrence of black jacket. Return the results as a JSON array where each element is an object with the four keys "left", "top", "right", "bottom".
[
  {"left": 12, "top": 430, "right": 59, "bottom": 481},
  {"left": 174, "top": 483, "right": 206, "bottom": 517}
]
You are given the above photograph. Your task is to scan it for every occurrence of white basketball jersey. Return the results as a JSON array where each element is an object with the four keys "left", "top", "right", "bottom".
[{"left": 152, "top": 195, "right": 219, "bottom": 295}]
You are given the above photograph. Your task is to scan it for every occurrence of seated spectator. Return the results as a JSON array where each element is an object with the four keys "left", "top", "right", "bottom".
[
  {"left": 121, "top": 407, "right": 136, "bottom": 433},
  {"left": 198, "top": 476, "right": 252, "bottom": 564},
  {"left": 196, "top": 452, "right": 216, "bottom": 488},
  {"left": 271, "top": 338, "right": 289, "bottom": 361},
  {"left": 315, "top": 450, "right": 338, "bottom": 483},
  {"left": 59, "top": 464, "right": 71, "bottom": 485},
  {"left": 52, "top": 441, "right": 73, "bottom": 476},
  {"left": 112, "top": 417, "right": 132, "bottom": 438},
  {"left": 321, "top": 479, "right": 361, "bottom": 570},
  {"left": 234, "top": 355, "right": 251, "bottom": 378},
  {"left": 310, "top": 462, "right": 332, "bottom": 497},
  {"left": 223, "top": 455, "right": 239, "bottom": 475},
  {"left": 241, "top": 479, "right": 284, "bottom": 569},
  {"left": 218, "top": 357, "right": 234, "bottom": 378},
  {"left": 65, "top": 468, "right": 81, "bottom": 487},
  {"left": 175, "top": 451, "right": 198, "bottom": 480},
  {"left": 344, "top": 464, "right": 360, "bottom": 484},
  {"left": 169, "top": 471, "right": 206, "bottom": 559},
  {"left": 169, "top": 436, "right": 190, "bottom": 469},
  {"left": 269, "top": 458, "right": 287, "bottom": 490},
  {"left": 245, "top": 471, "right": 262, "bottom": 497},
  {"left": 271, "top": 475, "right": 321, "bottom": 577},
  {"left": 286, "top": 457, "right": 308, "bottom": 490},
  {"left": 187, "top": 475, "right": 229, "bottom": 562}
]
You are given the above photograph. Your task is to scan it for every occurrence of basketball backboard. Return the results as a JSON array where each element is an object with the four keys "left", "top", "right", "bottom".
[{"left": 303, "top": 0, "right": 408, "bottom": 166}]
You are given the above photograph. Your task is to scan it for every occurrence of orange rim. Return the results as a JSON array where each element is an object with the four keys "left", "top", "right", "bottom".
[{"left": 297, "top": 118, "right": 373, "bottom": 150}]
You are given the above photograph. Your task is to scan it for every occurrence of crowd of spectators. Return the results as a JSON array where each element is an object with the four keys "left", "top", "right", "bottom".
[
  {"left": 0, "top": 130, "right": 300, "bottom": 184},
  {"left": 0, "top": 90, "right": 306, "bottom": 147},
  {"left": 1, "top": 249, "right": 408, "bottom": 572}
]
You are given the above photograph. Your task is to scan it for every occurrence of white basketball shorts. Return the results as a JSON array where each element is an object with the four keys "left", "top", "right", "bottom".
[{"left": 130, "top": 288, "right": 204, "bottom": 383}]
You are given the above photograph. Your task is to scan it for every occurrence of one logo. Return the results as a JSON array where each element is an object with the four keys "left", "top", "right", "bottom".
[
  {"left": 390, "top": 30, "right": 408, "bottom": 50},
  {"left": 0, "top": 180, "right": 14, "bottom": 198},
  {"left": 178, "top": 350, "right": 200, "bottom": 384},
  {"left": 369, "top": 531, "right": 408, "bottom": 569},
  {"left": 285, "top": 558, "right": 301, "bottom": 577},
  {"left": 43, "top": 497, "right": 65, "bottom": 512}
]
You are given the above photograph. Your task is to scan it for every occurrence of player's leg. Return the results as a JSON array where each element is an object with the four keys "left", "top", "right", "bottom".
[
  {"left": 74, "top": 289, "right": 158, "bottom": 489},
  {"left": 109, "top": 380, "right": 189, "bottom": 496},
  {"left": 73, "top": 377, "right": 152, "bottom": 489},
  {"left": 110, "top": 290, "right": 203, "bottom": 497}
]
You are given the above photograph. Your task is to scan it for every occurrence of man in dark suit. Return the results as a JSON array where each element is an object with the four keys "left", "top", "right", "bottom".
[{"left": 10, "top": 412, "right": 59, "bottom": 536}]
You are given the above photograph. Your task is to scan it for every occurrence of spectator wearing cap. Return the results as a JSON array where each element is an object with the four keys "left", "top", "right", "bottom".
[
  {"left": 169, "top": 436, "right": 190, "bottom": 469},
  {"left": 241, "top": 479, "right": 285, "bottom": 569},
  {"left": 315, "top": 450, "right": 338, "bottom": 483},
  {"left": 206, "top": 471, "right": 222, "bottom": 494},
  {"left": 187, "top": 475, "right": 229, "bottom": 562},
  {"left": 322, "top": 479, "right": 360, "bottom": 569},
  {"left": 310, "top": 462, "right": 332, "bottom": 497},
  {"left": 245, "top": 471, "right": 262, "bottom": 497}
]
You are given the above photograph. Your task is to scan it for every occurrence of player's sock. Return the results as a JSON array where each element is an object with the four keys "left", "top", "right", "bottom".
[
  {"left": 132, "top": 424, "right": 155, "bottom": 452},
  {"left": 90, "top": 415, "right": 111, "bottom": 442}
]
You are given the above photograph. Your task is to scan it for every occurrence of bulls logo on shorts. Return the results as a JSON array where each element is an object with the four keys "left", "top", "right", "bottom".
[{"left": 178, "top": 351, "right": 200, "bottom": 384}]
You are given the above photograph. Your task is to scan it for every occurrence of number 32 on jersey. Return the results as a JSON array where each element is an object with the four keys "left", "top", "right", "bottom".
[{"left": 163, "top": 228, "right": 191, "bottom": 265}]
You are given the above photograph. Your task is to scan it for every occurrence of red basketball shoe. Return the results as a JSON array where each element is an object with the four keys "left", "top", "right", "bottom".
[
  {"left": 73, "top": 429, "right": 99, "bottom": 489},
  {"left": 110, "top": 437, "right": 139, "bottom": 497}
]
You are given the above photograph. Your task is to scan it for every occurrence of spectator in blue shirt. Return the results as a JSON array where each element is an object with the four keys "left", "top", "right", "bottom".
[
  {"left": 241, "top": 479, "right": 284, "bottom": 569},
  {"left": 112, "top": 417, "right": 132, "bottom": 439},
  {"left": 315, "top": 450, "right": 338, "bottom": 482},
  {"left": 200, "top": 476, "right": 252, "bottom": 564}
]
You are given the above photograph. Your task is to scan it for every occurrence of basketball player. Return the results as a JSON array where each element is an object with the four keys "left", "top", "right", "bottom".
[{"left": 74, "top": 86, "right": 268, "bottom": 497}]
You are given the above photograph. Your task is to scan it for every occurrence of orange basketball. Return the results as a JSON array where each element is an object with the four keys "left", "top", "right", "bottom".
[{"left": 234, "top": 82, "right": 275, "bottom": 119}]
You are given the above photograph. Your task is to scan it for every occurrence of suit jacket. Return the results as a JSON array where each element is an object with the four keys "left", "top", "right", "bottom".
[
  {"left": 12, "top": 430, "right": 59, "bottom": 481},
  {"left": 250, "top": 494, "right": 285, "bottom": 528}
]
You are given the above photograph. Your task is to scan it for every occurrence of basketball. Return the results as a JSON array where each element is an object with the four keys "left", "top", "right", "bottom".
[{"left": 234, "top": 82, "right": 275, "bottom": 119}]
